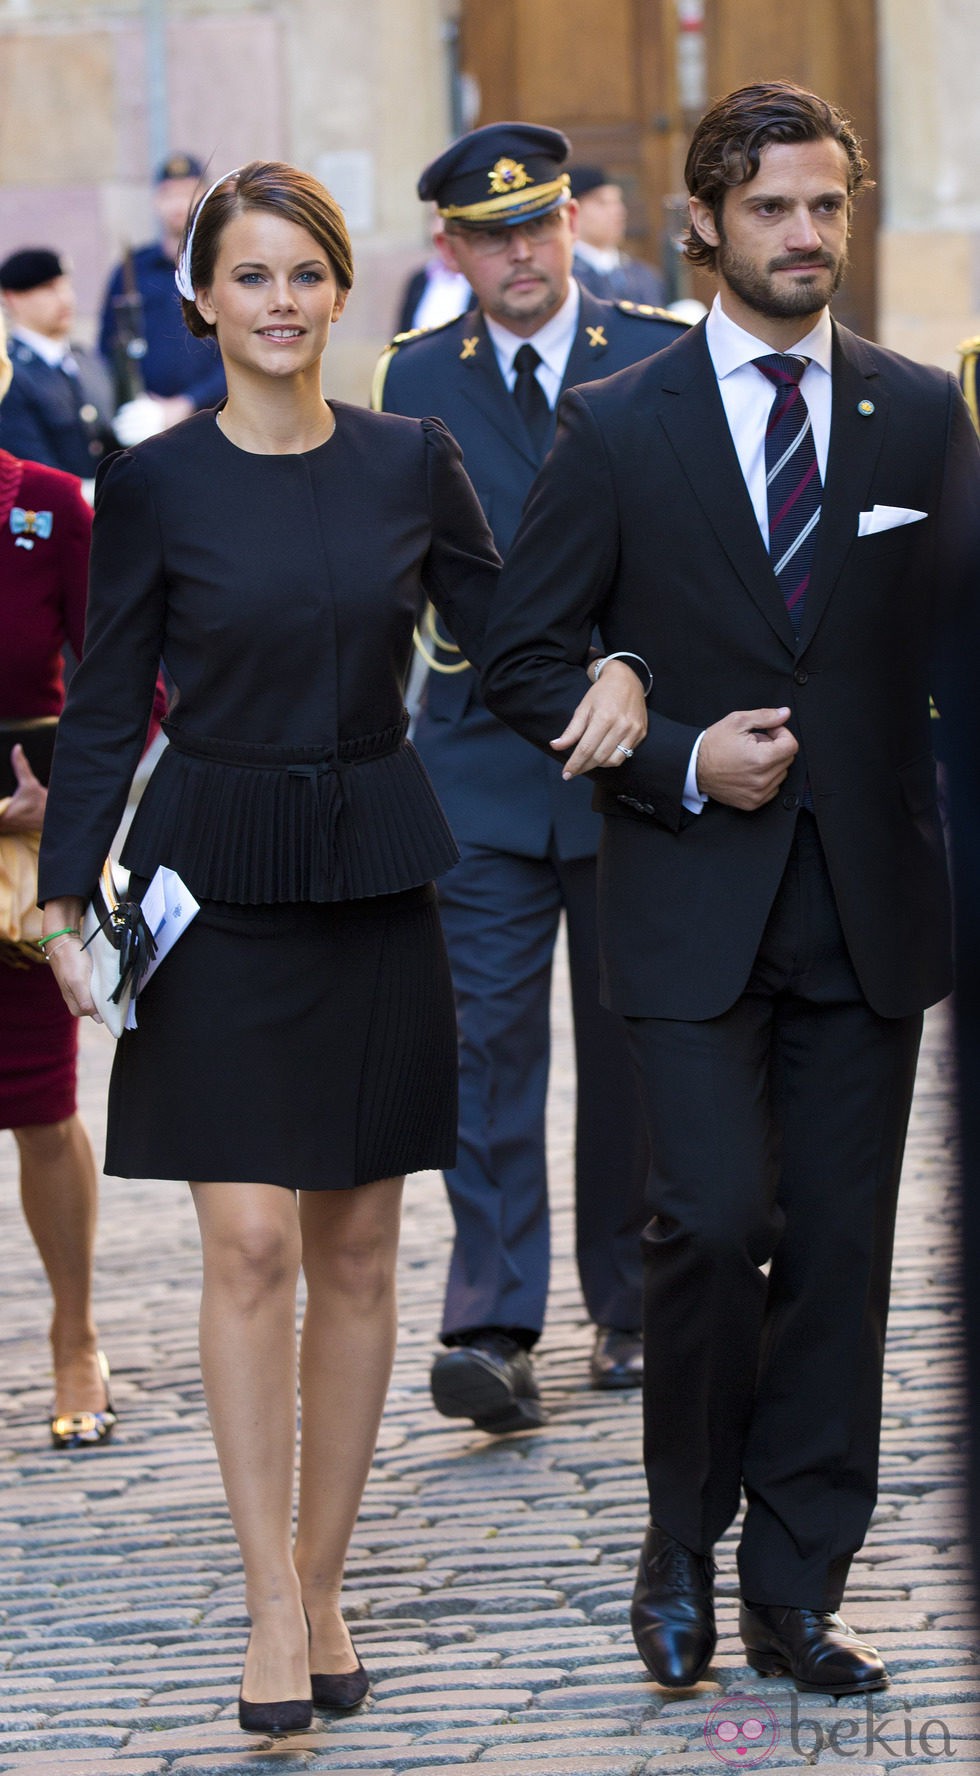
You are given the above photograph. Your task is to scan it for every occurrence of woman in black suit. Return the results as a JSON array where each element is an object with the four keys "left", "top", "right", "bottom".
[{"left": 37, "top": 162, "right": 646, "bottom": 1736}]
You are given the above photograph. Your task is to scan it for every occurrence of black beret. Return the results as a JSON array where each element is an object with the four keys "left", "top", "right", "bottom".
[
  {"left": 419, "top": 122, "right": 572, "bottom": 227},
  {"left": 568, "top": 164, "right": 613, "bottom": 200},
  {"left": 155, "top": 151, "right": 204, "bottom": 184},
  {"left": 0, "top": 248, "right": 67, "bottom": 292}
]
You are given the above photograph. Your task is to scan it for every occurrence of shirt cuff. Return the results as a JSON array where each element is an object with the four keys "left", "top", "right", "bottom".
[{"left": 682, "top": 731, "right": 708, "bottom": 815}]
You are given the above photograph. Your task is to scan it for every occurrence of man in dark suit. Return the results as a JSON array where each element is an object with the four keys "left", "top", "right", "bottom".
[
  {"left": 0, "top": 248, "right": 118, "bottom": 486},
  {"left": 482, "top": 82, "right": 980, "bottom": 1690},
  {"left": 376, "top": 123, "right": 686, "bottom": 1432}
]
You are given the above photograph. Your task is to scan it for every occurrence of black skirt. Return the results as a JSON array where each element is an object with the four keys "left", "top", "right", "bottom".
[{"left": 105, "top": 883, "right": 458, "bottom": 1190}]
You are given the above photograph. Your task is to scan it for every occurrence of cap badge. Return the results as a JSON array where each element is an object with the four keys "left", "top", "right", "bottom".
[
  {"left": 10, "top": 507, "right": 53, "bottom": 549},
  {"left": 586, "top": 325, "right": 608, "bottom": 349},
  {"left": 857, "top": 399, "right": 875, "bottom": 416},
  {"left": 460, "top": 336, "right": 479, "bottom": 360},
  {"left": 488, "top": 157, "right": 531, "bottom": 196}
]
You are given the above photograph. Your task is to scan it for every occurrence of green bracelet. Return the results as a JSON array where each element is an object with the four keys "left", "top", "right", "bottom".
[{"left": 37, "top": 926, "right": 81, "bottom": 949}]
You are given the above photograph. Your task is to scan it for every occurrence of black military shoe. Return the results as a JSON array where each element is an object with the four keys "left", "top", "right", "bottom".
[
  {"left": 430, "top": 1332, "right": 547, "bottom": 1433},
  {"left": 590, "top": 1326, "right": 643, "bottom": 1389},
  {"left": 631, "top": 1521, "right": 716, "bottom": 1686},
  {"left": 740, "top": 1602, "right": 888, "bottom": 1694}
]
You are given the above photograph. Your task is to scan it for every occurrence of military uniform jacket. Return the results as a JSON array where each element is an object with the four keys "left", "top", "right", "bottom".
[
  {"left": 0, "top": 338, "right": 117, "bottom": 479},
  {"left": 376, "top": 286, "right": 686, "bottom": 860},
  {"left": 99, "top": 244, "right": 227, "bottom": 409}
]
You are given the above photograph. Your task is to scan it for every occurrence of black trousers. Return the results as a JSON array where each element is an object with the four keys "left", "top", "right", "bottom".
[{"left": 625, "top": 812, "right": 923, "bottom": 1609}]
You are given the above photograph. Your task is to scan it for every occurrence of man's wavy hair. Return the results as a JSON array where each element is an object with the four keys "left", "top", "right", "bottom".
[{"left": 684, "top": 81, "right": 872, "bottom": 269}]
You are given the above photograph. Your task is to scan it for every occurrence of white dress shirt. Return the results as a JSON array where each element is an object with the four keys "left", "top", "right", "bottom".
[
  {"left": 682, "top": 297, "right": 834, "bottom": 812},
  {"left": 484, "top": 282, "right": 581, "bottom": 410}
]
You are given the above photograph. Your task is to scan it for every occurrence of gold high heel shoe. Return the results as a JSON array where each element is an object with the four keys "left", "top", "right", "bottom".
[{"left": 50, "top": 1350, "right": 117, "bottom": 1450}]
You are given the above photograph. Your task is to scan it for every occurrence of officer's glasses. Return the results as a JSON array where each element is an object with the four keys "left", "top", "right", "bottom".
[{"left": 447, "top": 211, "right": 566, "bottom": 258}]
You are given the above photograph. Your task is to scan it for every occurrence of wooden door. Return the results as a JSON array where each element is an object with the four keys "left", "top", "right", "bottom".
[{"left": 458, "top": 0, "right": 878, "bottom": 333}]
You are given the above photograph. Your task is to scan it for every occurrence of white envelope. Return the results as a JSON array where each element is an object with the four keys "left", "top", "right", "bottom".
[{"left": 857, "top": 504, "right": 928, "bottom": 536}]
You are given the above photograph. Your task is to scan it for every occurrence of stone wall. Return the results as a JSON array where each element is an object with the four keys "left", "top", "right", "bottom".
[{"left": 0, "top": 0, "right": 456, "bottom": 402}]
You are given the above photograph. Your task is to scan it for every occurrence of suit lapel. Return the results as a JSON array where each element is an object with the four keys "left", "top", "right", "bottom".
[
  {"left": 657, "top": 325, "right": 797, "bottom": 652},
  {"left": 797, "top": 322, "right": 887, "bottom": 651},
  {"left": 457, "top": 309, "right": 540, "bottom": 470}
]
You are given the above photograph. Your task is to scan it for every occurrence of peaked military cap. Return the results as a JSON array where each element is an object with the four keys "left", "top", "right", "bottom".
[
  {"left": 419, "top": 122, "right": 572, "bottom": 227},
  {"left": 0, "top": 247, "right": 67, "bottom": 292},
  {"left": 155, "top": 151, "right": 204, "bottom": 184},
  {"left": 568, "top": 164, "right": 612, "bottom": 199}
]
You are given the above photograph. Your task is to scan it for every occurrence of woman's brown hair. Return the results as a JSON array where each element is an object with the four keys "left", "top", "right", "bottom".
[
  {"left": 179, "top": 160, "right": 354, "bottom": 339},
  {"left": 683, "top": 81, "right": 871, "bottom": 269}
]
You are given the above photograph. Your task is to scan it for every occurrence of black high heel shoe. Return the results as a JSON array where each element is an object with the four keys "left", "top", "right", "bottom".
[
  {"left": 50, "top": 1350, "right": 118, "bottom": 1450},
  {"left": 238, "top": 1632, "right": 313, "bottom": 1736},
  {"left": 311, "top": 1642, "right": 370, "bottom": 1710}
]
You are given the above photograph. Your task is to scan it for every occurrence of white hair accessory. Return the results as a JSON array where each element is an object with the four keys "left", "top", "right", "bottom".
[{"left": 174, "top": 167, "right": 241, "bottom": 301}]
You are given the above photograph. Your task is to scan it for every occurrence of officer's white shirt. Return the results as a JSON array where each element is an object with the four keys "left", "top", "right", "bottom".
[
  {"left": 484, "top": 281, "right": 580, "bottom": 409},
  {"left": 10, "top": 325, "right": 71, "bottom": 370}
]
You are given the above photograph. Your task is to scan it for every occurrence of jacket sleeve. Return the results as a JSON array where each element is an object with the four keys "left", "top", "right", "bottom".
[
  {"left": 419, "top": 416, "right": 501, "bottom": 669},
  {"left": 480, "top": 386, "right": 699, "bottom": 833},
  {"left": 38, "top": 449, "right": 168, "bottom": 903}
]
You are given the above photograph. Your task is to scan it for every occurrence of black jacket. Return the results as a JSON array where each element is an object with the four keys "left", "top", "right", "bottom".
[
  {"left": 38, "top": 403, "right": 499, "bottom": 906},
  {"left": 482, "top": 320, "right": 980, "bottom": 1020}
]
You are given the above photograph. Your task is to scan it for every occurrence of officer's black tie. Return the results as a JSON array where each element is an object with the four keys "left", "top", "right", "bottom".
[{"left": 512, "top": 343, "right": 551, "bottom": 459}]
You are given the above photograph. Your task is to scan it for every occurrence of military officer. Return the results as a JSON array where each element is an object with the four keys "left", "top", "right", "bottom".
[
  {"left": 0, "top": 248, "right": 118, "bottom": 485},
  {"left": 375, "top": 122, "right": 687, "bottom": 1433},
  {"left": 99, "top": 152, "right": 226, "bottom": 440}
]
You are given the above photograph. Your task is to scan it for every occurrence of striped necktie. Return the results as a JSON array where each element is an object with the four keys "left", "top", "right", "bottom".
[{"left": 754, "top": 354, "right": 822, "bottom": 636}]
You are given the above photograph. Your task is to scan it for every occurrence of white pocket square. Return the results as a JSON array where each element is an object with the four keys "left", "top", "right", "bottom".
[{"left": 858, "top": 504, "right": 928, "bottom": 536}]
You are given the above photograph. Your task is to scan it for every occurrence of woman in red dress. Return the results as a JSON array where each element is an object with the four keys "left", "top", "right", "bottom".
[{"left": 0, "top": 312, "right": 118, "bottom": 1446}]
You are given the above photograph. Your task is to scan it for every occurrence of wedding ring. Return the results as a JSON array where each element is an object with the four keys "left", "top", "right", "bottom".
[{"left": 615, "top": 743, "right": 634, "bottom": 758}]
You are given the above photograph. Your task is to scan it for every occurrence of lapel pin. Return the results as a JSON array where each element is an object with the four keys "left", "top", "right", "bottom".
[{"left": 857, "top": 399, "right": 875, "bottom": 416}]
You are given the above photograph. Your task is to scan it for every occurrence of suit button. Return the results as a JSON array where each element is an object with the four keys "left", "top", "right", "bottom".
[
  {"left": 782, "top": 792, "right": 800, "bottom": 810},
  {"left": 793, "top": 667, "right": 808, "bottom": 685}
]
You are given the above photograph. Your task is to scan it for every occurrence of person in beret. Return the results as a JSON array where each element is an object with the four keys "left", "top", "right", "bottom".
[
  {"left": 0, "top": 248, "right": 118, "bottom": 489},
  {"left": 99, "top": 152, "right": 226, "bottom": 443},
  {"left": 569, "top": 163, "right": 667, "bottom": 308},
  {"left": 375, "top": 121, "right": 687, "bottom": 1433}
]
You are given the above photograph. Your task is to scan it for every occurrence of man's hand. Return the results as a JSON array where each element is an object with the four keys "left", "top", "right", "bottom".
[
  {"left": 550, "top": 659, "right": 649, "bottom": 779},
  {"left": 0, "top": 745, "right": 47, "bottom": 833},
  {"left": 696, "top": 708, "right": 799, "bottom": 810}
]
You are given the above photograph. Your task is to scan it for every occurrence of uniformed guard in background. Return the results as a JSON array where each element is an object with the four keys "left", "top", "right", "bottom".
[
  {"left": 375, "top": 122, "right": 687, "bottom": 1433},
  {"left": 0, "top": 248, "right": 118, "bottom": 488},
  {"left": 99, "top": 152, "right": 226, "bottom": 445}
]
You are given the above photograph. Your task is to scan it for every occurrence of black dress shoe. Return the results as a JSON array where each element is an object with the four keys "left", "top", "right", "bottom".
[
  {"left": 590, "top": 1326, "right": 643, "bottom": 1390},
  {"left": 740, "top": 1601, "right": 888, "bottom": 1694},
  {"left": 430, "top": 1332, "right": 547, "bottom": 1432},
  {"left": 311, "top": 1652, "right": 370, "bottom": 1710},
  {"left": 631, "top": 1521, "right": 716, "bottom": 1687}
]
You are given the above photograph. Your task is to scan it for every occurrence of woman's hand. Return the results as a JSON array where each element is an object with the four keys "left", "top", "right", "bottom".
[
  {"left": 549, "top": 659, "right": 649, "bottom": 780},
  {"left": 42, "top": 897, "right": 102, "bottom": 1023},
  {"left": 0, "top": 746, "right": 47, "bottom": 833}
]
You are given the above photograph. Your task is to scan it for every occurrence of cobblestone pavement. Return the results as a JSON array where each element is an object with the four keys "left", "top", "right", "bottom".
[{"left": 0, "top": 952, "right": 976, "bottom": 1775}]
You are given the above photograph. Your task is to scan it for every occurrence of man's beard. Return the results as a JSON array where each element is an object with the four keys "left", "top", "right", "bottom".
[
  {"left": 494, "top": 270, "right": 562, "bottom": 325},
  {"left": 717, "top": 235, "right": 846, "bottom": 321}
]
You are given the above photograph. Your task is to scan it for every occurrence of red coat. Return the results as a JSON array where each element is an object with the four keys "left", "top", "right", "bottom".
[{"left": 0, "top": 451, "right": 91, "bottom": 719}]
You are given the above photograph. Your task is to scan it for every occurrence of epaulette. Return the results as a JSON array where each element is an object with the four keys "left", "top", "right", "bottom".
[
  {"left": 371, "top": 312, "right": 466, "bottom": 411},
  {"left": 616, "top": 300, "right": 690, "bottom": 326},
  {"left": 958, "top": 334, "right": 980, "bottom": 434}
]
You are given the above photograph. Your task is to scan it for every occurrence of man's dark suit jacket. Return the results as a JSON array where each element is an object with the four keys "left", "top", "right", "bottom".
[
  {"left": 377, "top": 286, "right": 686, "bottom": 860},
  {"left": 482, "top": 319, "right": 980, "bottom": 1021}
]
